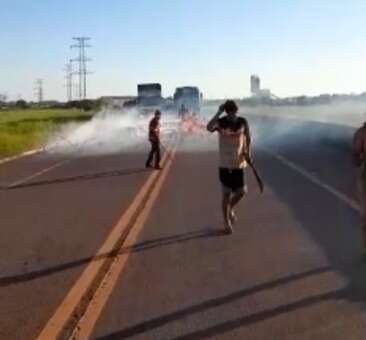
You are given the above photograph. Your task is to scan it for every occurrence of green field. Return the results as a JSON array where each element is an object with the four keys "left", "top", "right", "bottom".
[{"left": 0, "top": 108, "right": 94, "bottom": 157}]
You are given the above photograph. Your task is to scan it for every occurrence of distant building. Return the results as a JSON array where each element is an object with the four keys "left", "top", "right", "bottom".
[
  {"left": 250, "top": 75, "right": 273, "bottom": 99},
  {"left": 100, "top": 96, "right": 136, "bottom": 109},
  {"left": 250, "top": 75, "right": 260, "bottom": 95},
  {"left": 40, "top": 100, "right": 60, "bottom": 107},
  {"left": 256, "top": 89, "right": 272, "bottom": 99}
]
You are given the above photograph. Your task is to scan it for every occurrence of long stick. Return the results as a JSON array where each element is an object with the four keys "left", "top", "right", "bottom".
[{"left": 245, "top": 155, "right": 264, "bottom": 193}]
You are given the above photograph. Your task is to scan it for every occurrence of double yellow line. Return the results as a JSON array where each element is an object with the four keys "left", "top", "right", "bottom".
[{"left": 37, "top": 147, "right": 176, "bottom": 340}]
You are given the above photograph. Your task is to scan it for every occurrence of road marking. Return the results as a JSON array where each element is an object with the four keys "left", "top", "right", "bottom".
[
  {"left": 36, "top": 149, "right": 174, "bottom": 340},
  {"left": 0, "top": 148, "right": 41, "bottom": 166},
  {"left": 265, "top": 149, "right": 362, "bottom": 214},
  {"left": 69, "top": 146, "right": 176, "bottom": 340},
  {"left": 7, "top": 158, "right": 71, "bottom": 188}
]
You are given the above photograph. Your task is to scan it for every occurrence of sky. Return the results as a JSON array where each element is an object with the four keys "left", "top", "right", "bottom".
[{"left": 1, "top": 0, "right": 366, "bottom": 101}]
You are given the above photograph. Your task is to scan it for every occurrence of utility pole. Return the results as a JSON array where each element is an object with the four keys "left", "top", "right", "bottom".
[
  {"left": 64, "top": 63, "right": 73, "bottom": 102},
  {"left": 70, "top": 37, "right": 92, "bottom": 100},
  {"left": 34, "top": 79, "right": 43, "bottom": 103}
]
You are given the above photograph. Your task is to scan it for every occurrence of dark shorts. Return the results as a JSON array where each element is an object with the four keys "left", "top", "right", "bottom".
[{"left": 219, "top": 167, "right": 246, "bottom": 192}]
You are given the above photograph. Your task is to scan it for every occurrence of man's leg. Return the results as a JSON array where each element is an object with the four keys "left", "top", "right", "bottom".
[
  {"left": 222, "top": 188, "right": 233, "bottom": 234},
  {"left": 362, "top": 216, "right": 366, "bottom": 252},
  {"left": 361, "top": 187, "right": 366, "bottom": 252},
  {"left": 230, "top": 188, "right": 245, "bottom": 208},
  {"left": 219, "top": 168, "right": 234, "bottom": 234},
  {"left": 145, "top": 141, "right": 154, "bottom": 167},
  {"left": 155, "top": 141, "right": 161, "bottom": 168},
  {"left": 360, "top": 193, "right": 366, "bottom": 254},
  {"left": 356, "top": 168, "right": 366, "bottom": 253},
  {"left": 228, "top": 169, "right": 246, "bottom": 223},
  {"left": 229, "top": 188, "right": 245, "bottom": 223}
]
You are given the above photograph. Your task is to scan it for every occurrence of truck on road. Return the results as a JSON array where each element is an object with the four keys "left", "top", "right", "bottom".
[
  {"left": 136, "top": 83, "right": 163, "bottom": 115},
  {"left": 174, "top": 86, "right": 202, "bottom": 115}
]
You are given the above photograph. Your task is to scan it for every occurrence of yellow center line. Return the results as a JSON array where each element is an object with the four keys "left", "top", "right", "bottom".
[
  {"left": 36, "top": 147, "right": 175, "bottom": 340},
  {"left": 264, "top": 148, "right": 361, "bottom": 214},
  {"left": 70, "top": 146, "right": 177, "bottom": 340}
]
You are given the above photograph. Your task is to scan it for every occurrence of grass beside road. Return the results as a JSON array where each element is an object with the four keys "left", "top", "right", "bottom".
[{"left": 0, "top": 108, "right": 94, "bottom": 157}]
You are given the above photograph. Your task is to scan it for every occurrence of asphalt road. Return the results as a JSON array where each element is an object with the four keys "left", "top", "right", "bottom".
[{"left": 1, "top": 116, "right": 365, "bottom": 340}]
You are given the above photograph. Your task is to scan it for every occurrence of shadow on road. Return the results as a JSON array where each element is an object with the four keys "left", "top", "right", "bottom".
[
  {"left": 173, "top": 122, "right": 366, "bottom": 339},
  {"left": 0, "top": 229, "right": 221, "bottom": 287},
  {"left": 2, "top": 167, "right": 151, "bottom": 190},
  {"left": 94, "top": 131, "right": 366, "bottom": 340},
  {"left": 94, "top": 266, "right": 332, "bottom": 340}
]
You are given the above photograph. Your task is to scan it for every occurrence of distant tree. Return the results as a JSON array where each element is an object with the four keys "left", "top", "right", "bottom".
[
  {"left": 80, "top": 99, "right": 102, "bottom": 111},
  {"left": 63, "top": 99, "right": 100, "bottom": 111},
  {"left": 64, "top": 100, "right": 78, "bottom": 109},
  {"left": 296, "top": 96, "right": 308, "bottom": 106},
  {"left": 80, "top": 99, "right": 92, "bottom": 111},
  {"left": 15, "top": 99, "right": 28, "bottom": 109}
]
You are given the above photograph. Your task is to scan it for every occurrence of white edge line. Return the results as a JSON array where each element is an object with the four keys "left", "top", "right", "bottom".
[
  {"left": 264, "top": 148, "right": 362, "bottom": 214},
  {"left": 0, "top": 148, "right": 42, "bottom": 166},
  {"left": 8, "top": 158, "right": 71, "bottom": 188}
]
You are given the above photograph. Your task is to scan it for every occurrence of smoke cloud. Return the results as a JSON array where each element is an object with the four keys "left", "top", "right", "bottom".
[
  {"left": 243, "top": 101, "right": 365, "bottom": 149},
  {"left": 44, "top": 101, "right": 365, "bottom": 156},
  {"left": 45, "top": 108, "right": 180, "bottom": 156}
]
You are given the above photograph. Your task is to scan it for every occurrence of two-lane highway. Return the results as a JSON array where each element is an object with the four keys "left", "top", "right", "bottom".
[
  {"left": 0, "top": 147, "right": 154, "bottom": 340},
  {"left": 1, "top": 117, "right": 366, "bottom": 340}
]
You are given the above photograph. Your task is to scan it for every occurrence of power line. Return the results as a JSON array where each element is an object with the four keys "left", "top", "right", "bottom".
[
  {"left": 70, "top": 37, "right": 92, "bottom": 100},
  {"left": 34, "top": 79, "right": 44, "bottom": 103},
  {"left": 64, "top": 63, "right": 73, "bottom": 102}
]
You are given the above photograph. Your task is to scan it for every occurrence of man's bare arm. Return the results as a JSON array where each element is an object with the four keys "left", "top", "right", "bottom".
[
  {"left": 244, "top": 118, "right": 252, "bottom": 158},
  {"left": 207, "top": 104, "right": 225, "bottom": 132}
]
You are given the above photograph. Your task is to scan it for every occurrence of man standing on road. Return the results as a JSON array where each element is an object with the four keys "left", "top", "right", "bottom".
[
  {"left": 145, "top": 110, "right": 162, "bottom": 170},
  {"left": 352, "top": 121, "right": 366, "bottom": 256},
  {"left": 207, "top": 100, "right": 251, "bottom": 234}
]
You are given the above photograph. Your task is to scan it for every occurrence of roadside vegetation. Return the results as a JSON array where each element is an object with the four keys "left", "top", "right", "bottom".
[{"left": 0, "top": 107, "right": 95, "bottom": 157}]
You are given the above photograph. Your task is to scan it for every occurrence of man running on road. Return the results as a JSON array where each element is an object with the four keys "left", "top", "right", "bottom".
[
  {"left": 207, "top": 100, "right": 251, "bottom": 234},
  {"left": 145, "top": 110, "right": 162, "bottom": 170},
  {"left": 352, "top": 121, "right": 366, "bottom": 256}
]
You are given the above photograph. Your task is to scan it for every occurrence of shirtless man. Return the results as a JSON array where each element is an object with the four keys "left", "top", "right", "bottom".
[{"left": 207, "top": 100, "right": 251, "bottom": 234}]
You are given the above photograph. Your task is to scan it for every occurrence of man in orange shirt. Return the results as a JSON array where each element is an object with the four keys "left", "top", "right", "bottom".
[
  {"left": 145, "top": 110, "right": 162, "bottom": 170},
  {"left": 352, "top": 121, "right": 366, "bottom": 256}
]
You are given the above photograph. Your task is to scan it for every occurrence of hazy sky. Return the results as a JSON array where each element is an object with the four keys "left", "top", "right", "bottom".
[{"left": 1, "top": 0, "right": 366, "bottom": 101}]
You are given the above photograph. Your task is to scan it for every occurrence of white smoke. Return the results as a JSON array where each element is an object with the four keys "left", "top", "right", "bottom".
[
  {"left": 242, "top": 101, "right": 365, "bottom": 148},
  {"left": 246, "top": 101, "right": 366, "bottom": 128},
  {"left": 44, "top": 101, "right": 365, "bottom": 156},
  {"left": 45, "top": 108, "right": 180, "bottom": 156}
]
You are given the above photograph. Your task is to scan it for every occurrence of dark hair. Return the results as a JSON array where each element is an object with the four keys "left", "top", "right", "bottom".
[
  {"left": 155, "top": 110, "right": 161, "bottom": 116},
  {"left": 224, "top": 100, "right": 238, "bottom": 113}
]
